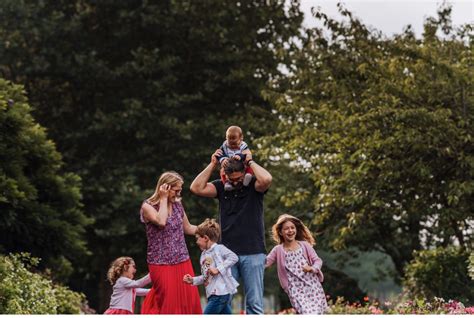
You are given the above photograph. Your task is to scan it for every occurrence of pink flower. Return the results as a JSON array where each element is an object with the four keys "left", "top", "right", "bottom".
[
  {"left": 369, "top": 305, "right": 383, "bottom": 314},
  {"left": 465, "top": 307, "right": 474, "bottom": 314}
]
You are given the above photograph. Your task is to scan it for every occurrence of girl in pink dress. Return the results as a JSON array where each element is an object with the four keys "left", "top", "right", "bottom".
[
  {"left": 266, "top": 214, "right": 328, "bottom": 314},
  {"left": 104, "top": 257, "right": 151, "bottom": 314}
]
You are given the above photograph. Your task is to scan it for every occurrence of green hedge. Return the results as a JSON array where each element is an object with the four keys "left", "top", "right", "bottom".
[
  {"left": 0, "top": 253, "right": 87, "bottom": 314},
  {"left": 403, "top": 246, "right": 473, "bottom": 305}
]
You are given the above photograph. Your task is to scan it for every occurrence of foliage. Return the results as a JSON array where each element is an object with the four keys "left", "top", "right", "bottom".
[
  {"left": 260, "top": 2, "right": 473, "bottom": 280},
  {"left": 0, "top": 253, "right": 88, "bottom": 314},
  {"left": 403, "top": 246, "right": 474, "bottom": 305},
  {"left": 0, "top": 79, "right": 91, "bottom": 279},
  {"left": 324, "top": 296, "right": 474, "bottom": 314},
  {"left": 0, "top": 0, "right": 304, "bottom": 310},
  {"left": 469, "top": 252, "right": 474, "bottom": 280}
]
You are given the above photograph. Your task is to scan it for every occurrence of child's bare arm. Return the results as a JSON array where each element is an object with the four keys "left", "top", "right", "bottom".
[{"left": 183, "top": 274, "right": 194, "bottom": 284}]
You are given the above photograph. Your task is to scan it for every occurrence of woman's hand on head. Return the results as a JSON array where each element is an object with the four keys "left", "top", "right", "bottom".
[{"left": 159, "top": 184, "right": 170, "bottom": 200}]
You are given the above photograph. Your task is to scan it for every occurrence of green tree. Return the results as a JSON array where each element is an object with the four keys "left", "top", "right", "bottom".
[
  {"left": 404, "top": 247, "right": 474, "bottom": 305},
  {"left": 0, "top": 0, "right": 303, "bottom": 310},
  {"left": 0, "top": 253, "right": 89, "bottom": 314},
  {"left": 0, "top": 79, "right": 91, "bottom": 279},
  {"left": 260, "top": 3, "right": 473, "bottom": 279}
]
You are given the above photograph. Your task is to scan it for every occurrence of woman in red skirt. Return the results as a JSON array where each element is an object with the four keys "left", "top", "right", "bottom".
[{"left": 140, "top": 171, "right": 202, "bottom": 314}]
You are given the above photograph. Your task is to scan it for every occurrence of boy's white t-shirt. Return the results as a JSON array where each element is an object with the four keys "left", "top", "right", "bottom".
[{"left": 192, "top": 243, "right": 239, "bottom": 298}]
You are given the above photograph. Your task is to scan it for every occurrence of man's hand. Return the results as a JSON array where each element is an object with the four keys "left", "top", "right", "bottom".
[
  {"left": 208, "top": 268, "right": 220, "bottom": 276},
  {"left": 183, "top": 274, "right": 193, "bottom": 284},
  {"left": 212, "top": 149, "right": 222, "bottom": 166},
  {"left": 243, "top": 149, "right": 253, "bottom": 164}
]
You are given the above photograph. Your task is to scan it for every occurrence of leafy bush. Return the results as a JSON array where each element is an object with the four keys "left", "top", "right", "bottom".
[
  {"left": 0, "top": 79, "right": 91, "bottom": 279},
  {"left": 0, "top": 253, "right": 87, "bottom": 314},
  {"left": 469, "top": 253, "right": 474, "bottom": 280},
  {"left": 322, "top": 296, "right": 474, "bottom": 314},
  {"left": 403, "top": 246, "right": 473, "bottom": 305}
]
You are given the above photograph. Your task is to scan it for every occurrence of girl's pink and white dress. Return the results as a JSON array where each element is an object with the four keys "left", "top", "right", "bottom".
[{"left": 285, "top": 247, "right": 328, "bottom": 314}]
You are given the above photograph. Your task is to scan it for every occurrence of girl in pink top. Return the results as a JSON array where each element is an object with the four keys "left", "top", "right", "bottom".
[
  {"left": 104, "top": 257, "right": 151, "bottom": 314},
  {"left": 266, "top": 214, "right": 328, "bottom": 314}
]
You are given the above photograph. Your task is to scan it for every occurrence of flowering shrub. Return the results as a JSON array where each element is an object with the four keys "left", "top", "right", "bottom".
[
  {"left": 278, "top": 296, "right": 474, "bottom": 314},
  {"left": 403, "top": 247, "right": 473, "bottom": 304},
  {"left": 469, "top": 253, "right": 474, "bottom": 280},
  {"left": 325, "top": 296, "right": 474, "bottom": 314},
  {"left": 0, "top": 253, "right": 91, "bottom": 314}
]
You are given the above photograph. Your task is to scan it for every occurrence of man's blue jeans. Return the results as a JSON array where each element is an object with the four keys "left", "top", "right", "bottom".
[
  {"left": 204, "top": 294, "right": 232, "bottom": 314},
  {"left": 230, "top": 253, "right": 266, "bottom": 314}
]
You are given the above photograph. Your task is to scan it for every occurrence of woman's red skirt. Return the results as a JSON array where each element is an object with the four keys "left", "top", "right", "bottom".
[
  {"left": 104, "top": 308, "right": 132, "bottom": 314},
  {"left": 141, "top": 259, "right": 202, "bottom": 314}
]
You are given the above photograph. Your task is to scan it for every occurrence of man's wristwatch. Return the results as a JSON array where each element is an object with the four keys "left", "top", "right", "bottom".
[{"left": 247, "top": 160, "right": 254, "bottom": 166}]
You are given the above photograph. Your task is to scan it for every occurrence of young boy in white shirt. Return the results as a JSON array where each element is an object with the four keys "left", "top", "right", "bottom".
[{"left": 183, "top": 218, "right": 239, "bottom": 314}]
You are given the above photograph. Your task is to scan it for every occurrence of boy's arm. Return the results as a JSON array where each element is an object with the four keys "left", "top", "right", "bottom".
[
  {"left": 192, "top": 275, "right": 205, "bottom": 286},
  {"left": 215, "top": 245, "right": 238, "bottom": 274}
]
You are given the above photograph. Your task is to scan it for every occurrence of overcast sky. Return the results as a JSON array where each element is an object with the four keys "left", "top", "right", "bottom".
[{"left": 301, "top": 0, "right": 473, "bottom": 36}]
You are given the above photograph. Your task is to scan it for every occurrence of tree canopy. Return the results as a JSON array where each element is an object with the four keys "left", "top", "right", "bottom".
[
  {"left": 0, "top": 0, "right": 304, "bottom": 310},
  {"left": 261, "top": 3, "right": 473, "bottom": 277},
  {"left": 0, "top": 79, "right": 91, "bottom": 278}
]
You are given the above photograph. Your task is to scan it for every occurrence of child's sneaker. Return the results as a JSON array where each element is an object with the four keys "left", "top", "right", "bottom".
[
  {"left": 224, "top": 182, "right": 234, "bottom": 191},
  {"left": 243, "top": 173, "right": 253, "bottom": 186}
]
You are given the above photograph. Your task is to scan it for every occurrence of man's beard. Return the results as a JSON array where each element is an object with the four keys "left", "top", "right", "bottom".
[{"left": 233, "top": 182, "right": 243, "bottom": 190}]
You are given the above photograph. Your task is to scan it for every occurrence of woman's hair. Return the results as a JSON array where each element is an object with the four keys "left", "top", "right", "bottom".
[
  {"left": 147, "top": 171, "right": 184, "bottom": 205},
  {"left": 196, "top": 218, "right": 220, "bottom": 242},
  {"left": 107, "top": 256, "right": 134, "bottom": 285},
  {"left": 271, "top": 214, "right": 315, "bottom": 246}
]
